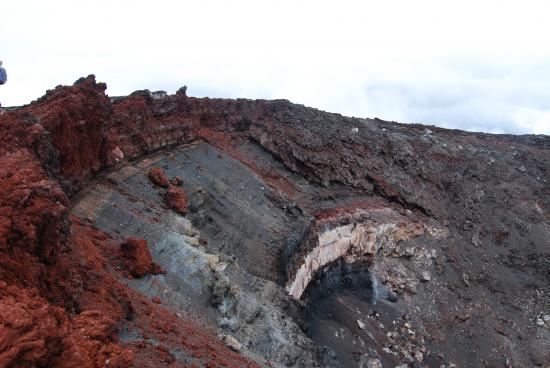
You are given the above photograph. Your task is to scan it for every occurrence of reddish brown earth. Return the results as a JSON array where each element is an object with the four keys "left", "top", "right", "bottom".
[{"left": 0, "top": 75, "right": 549, "bottom": 367}]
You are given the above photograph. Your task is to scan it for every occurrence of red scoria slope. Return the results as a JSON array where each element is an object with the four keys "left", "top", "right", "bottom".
[{"left": 0, "top": 77, "right": 258, "bottom": 368}]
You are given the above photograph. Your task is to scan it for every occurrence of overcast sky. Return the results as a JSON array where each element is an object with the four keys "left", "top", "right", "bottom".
[{"left": 2, "top": 0, "right": 549, "bottom": 134}]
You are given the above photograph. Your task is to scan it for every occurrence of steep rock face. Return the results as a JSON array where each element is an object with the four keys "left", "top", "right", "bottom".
[
  {"left": 0, "top": 78, "right": 260, "bottom": 368},
  {"left": 24, "top": 77, "right": 111, "bottom": 192},
  {"left": 0, "top": 75, "right": 548, "bottom": 367},
  {"left": 287, "top": 208, "right": 428, "bottom": 299}
]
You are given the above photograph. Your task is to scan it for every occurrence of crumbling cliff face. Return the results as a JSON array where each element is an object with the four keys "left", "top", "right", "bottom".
[
  {"left": 0, "top": 75, "right": 549, "bottom": 367},
  {"left": 286, "top": 207, "right": 429, "bottom": 299}
]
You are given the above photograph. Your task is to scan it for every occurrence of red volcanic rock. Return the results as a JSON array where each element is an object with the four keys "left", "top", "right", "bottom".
[
  {"left": 152, "top": 296, "right": 162, "bottom": 304},
  {"left": 0, "top": 284, "right": 67, "bottom": 367},
  {"left": 0, "top": 148, "right": 68, "bottom": 261},
  {"left": 120, "top": 238, "right": 155, "bottom": 278},
  {"left": 0, "top": 77, "right": 259, "bottom": 368},
  {"left": 22, "top": 75, "right": 111, "bottom": 193},
  {"left": 165, "top": 186, "right": 188, "bottom": 215},
  {"left": 148, "top": 167, "right": 170, "bottom": 188},
  {"left": 55, "top": 310, "right": 134, "bottom": 368}
]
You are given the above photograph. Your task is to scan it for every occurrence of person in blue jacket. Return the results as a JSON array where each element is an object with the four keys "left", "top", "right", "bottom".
[{"left": 0, "top": 61, "right": 7, "bottom": 113}]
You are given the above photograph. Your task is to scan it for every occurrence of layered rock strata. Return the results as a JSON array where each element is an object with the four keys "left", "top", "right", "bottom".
[
  {"left": 287, "top": 208, "right": 427, "bottom": 299},
  {"left": 0, "top": 75, "right": 548, "bottom": 367}
]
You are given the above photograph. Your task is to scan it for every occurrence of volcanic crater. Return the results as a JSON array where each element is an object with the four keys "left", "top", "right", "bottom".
[{"left": 1, "top": 76, "right": 549, "bottom": 367}]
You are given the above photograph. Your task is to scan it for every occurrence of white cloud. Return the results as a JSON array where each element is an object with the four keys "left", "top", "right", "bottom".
[
  {"left": 1, "top": 0, "right": 549, "bottom": 135},
  {"left": 514, "top": 108, "right": 550, "bottom": 135}
]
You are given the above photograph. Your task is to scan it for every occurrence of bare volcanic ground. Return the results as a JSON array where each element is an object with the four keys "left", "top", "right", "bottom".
[{"left": 1, "top": 76, "right": 549, "bottom": 368}]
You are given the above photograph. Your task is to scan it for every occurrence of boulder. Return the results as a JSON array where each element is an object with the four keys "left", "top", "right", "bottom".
[
  {"left": 165, "top": 186, "right": 188, "bottom": 215},
  {"left": 148, "top": 167, "right": 170, "bottom": 188}
]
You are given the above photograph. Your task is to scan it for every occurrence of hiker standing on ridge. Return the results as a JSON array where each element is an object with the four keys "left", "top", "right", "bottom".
[{"left": 0, "top": 61, "right": 7, "bottom": 114}]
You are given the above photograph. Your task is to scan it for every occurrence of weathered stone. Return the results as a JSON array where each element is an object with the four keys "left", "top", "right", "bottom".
[
  {"left": 120, "top": 237, "right": 155, "bottom": 278},
  {"left": 359, "top": 356, "right": 382, "bottom": 368},
  {"left": 165, "top": 185, "right": 188, "bottom": 215},
  {"left": 211, "top": 274, "right": 231, "bottom": 307},
  {"left": 220, "top": 334, "right": 242, "bottom": 352},
  {"left": 420, "top": 271, "right": 431, "bottom": 282},
  {"left": 148, "top": 167, "right": 170, "bottom": 188}
]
